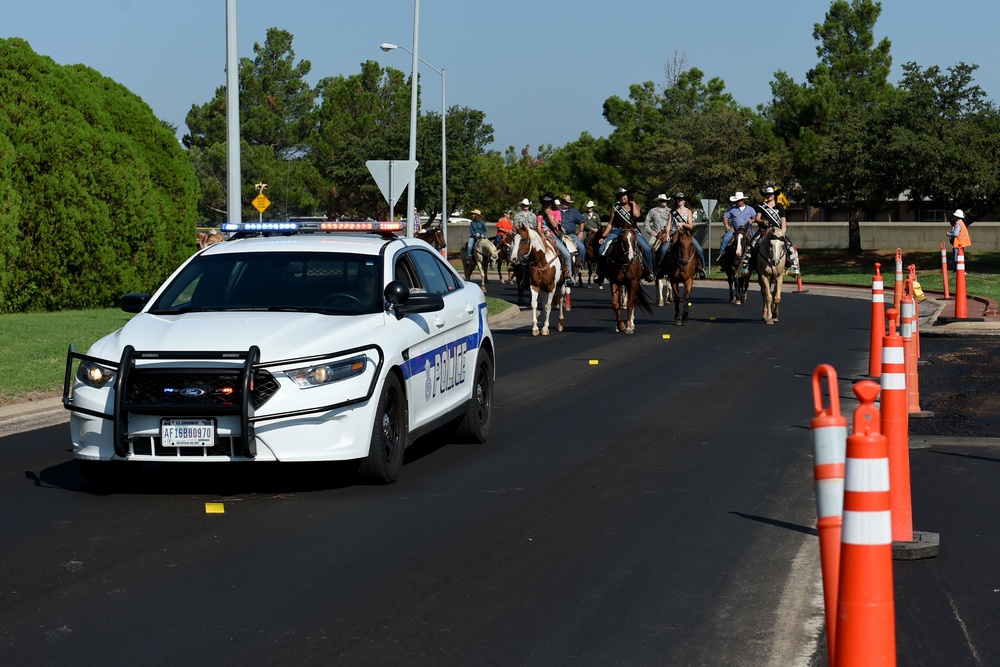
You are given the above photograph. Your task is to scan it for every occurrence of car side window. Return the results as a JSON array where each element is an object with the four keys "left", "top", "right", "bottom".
[
  {"left": 408, "top": 250, "right": 453, "bottom": 295},
  {"left": 394, "top": 255, "right": 420, "bottom": 290}
]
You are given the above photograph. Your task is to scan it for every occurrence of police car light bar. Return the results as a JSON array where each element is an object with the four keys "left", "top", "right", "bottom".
[
  {"left": 220, "top": 222, "right": 299, "bottom": 233},
  {"left": 218, "top": 221, "right": 405, "bottom": 235}
]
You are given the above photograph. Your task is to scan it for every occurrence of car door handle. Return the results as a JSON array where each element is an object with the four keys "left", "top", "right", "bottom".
[
  {"left": 433, "top": 316, "right": 445, "bottom": 328},
  {"left": 465, "top": 304, "right": 475, "bottom": 314}
]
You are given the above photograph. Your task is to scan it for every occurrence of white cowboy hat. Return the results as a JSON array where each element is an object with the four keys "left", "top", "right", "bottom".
[
  {"left": 585, "top": 200, "right": 595, "bottom": 208},
  {"left": 730, "top": 191, "right": 748, "bottom": 202},
  {"left": 763, "top": 186, "right": 779, "bottom": 195},
  {"left": 520, "top": 198, "right": 531, "bottom": 206},
  {"left": 953, "top": 209, "right": 965, "bottom": 219},
  {"left": 655, "top": 193, "right": 669, "bottom": 202}
]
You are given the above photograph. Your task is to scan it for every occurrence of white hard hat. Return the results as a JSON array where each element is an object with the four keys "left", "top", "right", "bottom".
[{"left": 953, "top": 209, "right": 965, "bottom": 219}]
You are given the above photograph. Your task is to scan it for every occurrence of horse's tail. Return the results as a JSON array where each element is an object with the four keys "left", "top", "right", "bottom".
[{"left": 635, "top": 283, "right": 654, "bottom": 315}]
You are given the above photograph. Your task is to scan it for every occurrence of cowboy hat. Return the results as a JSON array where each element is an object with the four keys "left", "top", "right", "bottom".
[
  {"left": 470, "top": 209, "right": 482, "bottom": 216},
  {"left": 730, "top": 191, "right": 748, "bottom": 202},
  {"left": 540, "top": 192, "right": 555, "bottom": 203},
  {"left": 585, "top": 200, "right": 596, "bottom": 208},
  {"left": 655, "top": 193, "right": 669, "bottom": 202},
  {"left": 953, "top": 209, "right": 965, "bottom": 219},
  {"left": 674, "top": 192, "right": 687, "bottom": 200},
  {"left": 561, "top": 194, "right": 574, "bottom": 204},
  {"left": 763, "top": 186, "right": 781, "bottom": 195},
  {"left": 520, "top": 198, "right": 531, "bottom": 206}
]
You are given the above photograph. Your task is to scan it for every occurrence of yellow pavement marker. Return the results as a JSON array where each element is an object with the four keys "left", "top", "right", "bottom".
[{"left": 205, "top": 502, "right": 225, "bottom": 514}]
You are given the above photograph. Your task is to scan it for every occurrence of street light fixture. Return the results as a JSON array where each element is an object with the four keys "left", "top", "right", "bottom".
[{"left": 379, "top": 42, "right": 447, "bottom": 252}]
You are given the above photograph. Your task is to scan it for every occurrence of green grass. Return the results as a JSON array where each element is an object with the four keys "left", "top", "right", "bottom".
[
  {"left": 1, "top": 252, "right": 991, "bottom": 406},
  {"left": 0, "top": 308, "right": 133, "bottom": 404}
]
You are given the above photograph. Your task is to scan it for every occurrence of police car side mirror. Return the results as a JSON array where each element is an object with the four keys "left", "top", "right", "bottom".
[
  {"left": 385, "top": 280, "right": 445, "bottom": 319},
  {"left": 120, "top": 292, "right": 151, "bottom": 313}
]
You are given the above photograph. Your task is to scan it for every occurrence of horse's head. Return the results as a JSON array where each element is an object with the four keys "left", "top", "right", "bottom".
[{"left": 418, "top": 226, "right": 445, "bottom": 249}]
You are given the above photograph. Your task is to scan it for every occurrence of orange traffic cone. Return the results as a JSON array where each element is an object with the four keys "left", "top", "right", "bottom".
[
  {"left": 901, "top": 283, "right": 922, "bottom": 415},
  {"left": 955, "top": 246, "right": 968, "bottom": 319},
  {"left": 940, "top": 241, "right": 950, "bottom": 299},
  {"left": 811, "top": 364, "right": 847, "bottom": 665},
  {"left": 868, "top": 263, "right": 885, "bottom": 378},
  {"left": 834, "top": 380, "right": 896, "bottom": 667},
  {"left": 893, "top": 248, "right": 903, "bottom": 314},
  {"left": 880, "top": 309, "right": 912, "bottom": 543}
]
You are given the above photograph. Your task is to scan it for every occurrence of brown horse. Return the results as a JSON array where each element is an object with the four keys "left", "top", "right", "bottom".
[
  {"left": 515, "top": 225, "right": 565, "bottom": 336},
  {"left": 584, "top": 232, "right": 601, "bottom": 286},
  {"left": 495, "top": 232, "right": 516, "bottom": 285},
  {"left": 602, "top": 227, "right": 653, "bottom": 334},
  {"left": 756, "top": 227, "right": 787, "bottom": 324},
  {"left": 196, "top": 229, "right": 224, "bottom": 249},
  {"left": 662, "top": 227, "right": 698, "bottom": 325},
  {"left": 721, "top": 227, "right": 752, "bottom": 305},
  {"left": 416, "top": 225, "right": 446, "bottom": 253}
]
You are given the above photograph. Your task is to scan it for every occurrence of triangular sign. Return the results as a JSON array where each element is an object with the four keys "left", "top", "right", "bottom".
[{"left": 366, "top": 160, "right": 419, "bottom": 209}]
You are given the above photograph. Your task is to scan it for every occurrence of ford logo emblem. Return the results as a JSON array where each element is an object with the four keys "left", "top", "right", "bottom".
[{"left": 179, "top": 387, "right": 206, "bottom": 397}]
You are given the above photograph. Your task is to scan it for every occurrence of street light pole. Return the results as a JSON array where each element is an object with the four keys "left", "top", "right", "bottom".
[
  {"left": 380, "top": 41, "right": 447, "bottom": 251},
  {"left": 406, "top": 0, "right": 420, "bottom": 237}
]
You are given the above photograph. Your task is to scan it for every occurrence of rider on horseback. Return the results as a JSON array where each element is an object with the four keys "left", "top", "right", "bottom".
[
  {"left": 659, "top": 193, "right": 707, "bottom": 279},
  {"left": 537, "top": 193, "right": 575, "bottom": 286},
  {"left": 465, "top": 209, "right": 489, "bottom": 259},
  {"left": 718, "top": 191, "right": 757, "bottom": 266},
  {"left": 495, "top": 209, "right": 514, "bottom": 246},
  {"left": 597, "top": 187, "right": 656, "bottom": 283},
  {"left": 740, "top": 187, "right": 800, "bottom": 276}
]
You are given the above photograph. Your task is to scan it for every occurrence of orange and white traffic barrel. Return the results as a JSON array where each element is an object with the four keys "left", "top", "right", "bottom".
[
  {"left": 893, "top": 248, "right": 903, "bottom": 314},
  {"left": 868, "top": 263, "right": 885, "bottom": 378},
  {"left": 955, "top": 246, "right": 968, "bottom": 319},
  {"left": 940, "top": 241, "right": 950, "bottom": 300},
  {"left": 811, "top": 364, "right": 847, "bottom": 665},
  {"left": 900, "top": 283, "right": 922, "bottom": 414},
  {"left": 880, "top": 308, "right": 912, "bottom": 543},
  {"left": 834, "top": 379, "right": 896, "bottom": 667}
]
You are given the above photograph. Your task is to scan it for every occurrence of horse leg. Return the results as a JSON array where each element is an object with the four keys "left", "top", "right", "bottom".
[
  {"left": 773, "top": 277, "right": 783, "bottom": 322},
  {"left": 556, "top": 285, "right": 565, "bottom": 332},
  {"left": 541, "top": 290, "right": 553, "bottom": 336},
  {"left": 760, "top": 277, "right": 774, "bottom": 324},
  {"left": 682, "top": 279, "right": 693, "bottom": 323},
  {"left": 625, "top": 285, "right": 637, "bottom": 334},
  {"left": 612, "top": 286, "right": 626, "bottom": 332},
  {"left": 531, "top": 287, "right": 541, "bottom": 335}
]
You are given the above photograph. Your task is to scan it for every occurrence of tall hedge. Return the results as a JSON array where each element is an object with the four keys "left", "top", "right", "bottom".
[{"left": 0, "top": 38, "right": 200, "bottom": 312}]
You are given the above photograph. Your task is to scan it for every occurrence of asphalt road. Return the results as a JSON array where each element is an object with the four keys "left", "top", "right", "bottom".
[{"left": 0, "top": 282, "right": 874, "bottom": 666}]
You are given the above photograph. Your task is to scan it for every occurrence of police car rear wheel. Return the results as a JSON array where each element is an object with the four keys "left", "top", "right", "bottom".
[
  {"left": 455, "top": 355, "right": 493, "bottom": 443},
  {"left": 360, "top": 373, "right": 406, "bottom": 483}
]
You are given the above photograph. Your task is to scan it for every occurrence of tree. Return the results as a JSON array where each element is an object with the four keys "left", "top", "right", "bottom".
[
  {"left": 184, "top": 28, "right": 320, "bottom": 222},
  {"left": 887, "top": 62, "right": 1000, "bottom": 218},
  {"left": 416, "top": 106, "right": 494, "bottom": 223},
  {"left": 0, "top": 38, "right": 199, "bottom": 312},
  {"left": 767, "top": 0, "right": 897, "bottom": 251},
  {"left": 310, "top": 61, "right": 411, "bottom": 220}
]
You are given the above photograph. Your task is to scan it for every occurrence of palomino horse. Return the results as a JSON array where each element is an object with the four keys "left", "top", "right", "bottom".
[
  {"left": 602, "top": 226, "right": 653, "bottom": 334},
  {"left": 416, "top": 225, "right": 446, "bottom": 254},
  {"left": 756, "top": 227, "right": 787, "bottom": 325},
  {"left": 652, "top": 229, "right": 673, "bottom": 306},
  {"left": 721, "top": 227, "right": 752, "bottom": 305},
  {"left": 662, "top": 227, "right": 698, "bottom": 325},
  {"left": 460, "top": 236, "right": 499, "bottom": 291},
  {"left": 514, "top": 225, "right": 566, "bottom": 336}
]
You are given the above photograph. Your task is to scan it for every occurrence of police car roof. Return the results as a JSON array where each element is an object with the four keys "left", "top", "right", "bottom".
[{"left": 202, "top": 221, "right": 424, "bottom": 256}]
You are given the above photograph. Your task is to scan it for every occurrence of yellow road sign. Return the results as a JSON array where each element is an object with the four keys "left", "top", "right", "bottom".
[{"left": 252, "top": 193, "right": 271, "bottom": 213}]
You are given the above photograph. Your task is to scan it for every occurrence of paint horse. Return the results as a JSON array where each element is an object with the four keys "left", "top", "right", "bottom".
[{"left": 514, "top": 225, "right": 566, "bottom": 336}]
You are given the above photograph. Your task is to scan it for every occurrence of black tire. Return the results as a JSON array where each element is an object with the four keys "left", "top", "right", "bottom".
[
  {"left": 455, "top": 354, "right": 493, "bottom": 443},
  {"left": 359, "top": 373, "right": 407, "bottom": 483}
]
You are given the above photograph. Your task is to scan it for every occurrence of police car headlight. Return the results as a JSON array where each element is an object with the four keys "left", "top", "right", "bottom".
[
  {"left": 77, "top": 360, "right": 116, "bottom": 388},
  {"left": 286, "top": 356, "right": 367, "bottom": 388}
]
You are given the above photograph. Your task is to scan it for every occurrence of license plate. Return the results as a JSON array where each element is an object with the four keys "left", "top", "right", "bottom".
[{"left": 161, "top": 419, "right": 216, "bottom": 447}]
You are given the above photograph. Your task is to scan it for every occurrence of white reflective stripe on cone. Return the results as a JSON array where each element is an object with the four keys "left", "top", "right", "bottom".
[
  {"left": 881, "top": 372, "right": 906, "bottom": 390},
  {"left": 844, "top": 457, "right": 890, "bottom": 491},
  {"left": 841, "top": 510, "right": 893, "bottom": 545},
  {"left": 882, "top": 347, "right": 905, "bottom": 364},
  {"left": 816, "top": 480, "right": 845, "bottom": 519},
  {"left": 814, "top": 426, "right": 847, "bottom": 464}
]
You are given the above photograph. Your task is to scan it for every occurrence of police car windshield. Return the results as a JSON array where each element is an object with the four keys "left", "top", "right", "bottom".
[{"left": 148, "top": 252, "right": 384, "bottom": 315}]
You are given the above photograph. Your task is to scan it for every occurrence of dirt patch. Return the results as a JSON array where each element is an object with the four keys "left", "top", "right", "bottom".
[{"left": 909, "top": 336, "right": 1000, "bottom": 438}]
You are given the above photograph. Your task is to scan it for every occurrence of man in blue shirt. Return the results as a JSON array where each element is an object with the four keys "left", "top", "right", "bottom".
[
  {"left": 558, "top": 194, "right": 586, "bottom": 265},
  {"left": 465, "top": 209, "right": 489, "bottom": 258},
  {"left": 719, "top": 191, "right": 756, "bottom": 261}
]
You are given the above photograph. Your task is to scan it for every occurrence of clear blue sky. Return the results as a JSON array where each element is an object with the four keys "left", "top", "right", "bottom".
[{"left": 4, "top": 1, "right": 997, "bottom": 153}]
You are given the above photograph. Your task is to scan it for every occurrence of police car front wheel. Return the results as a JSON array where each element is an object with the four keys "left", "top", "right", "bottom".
[
  {"left": 360, "top": 373, "right": 407, "bottom": 483},
  {"left": 455, "top": 355, "right": 493, "bottom": 443}
]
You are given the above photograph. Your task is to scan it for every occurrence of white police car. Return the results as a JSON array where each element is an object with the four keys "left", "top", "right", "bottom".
[{"left": 63, "top": 221, "right": 495, "bottom": 483}]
